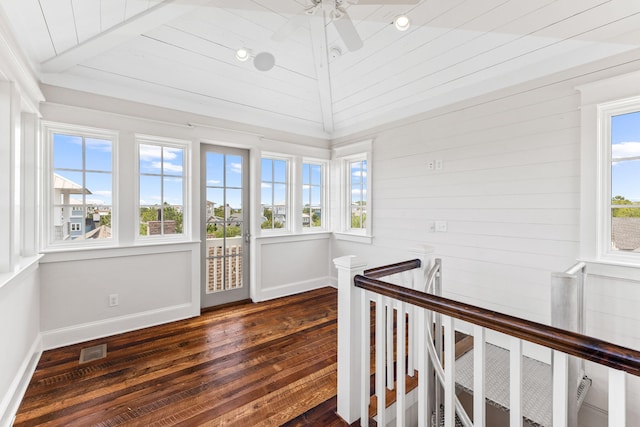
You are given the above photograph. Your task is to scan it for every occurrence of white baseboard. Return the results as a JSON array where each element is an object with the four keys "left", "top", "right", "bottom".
[
  {"left": 0, "top": 336, "right": 42, "bottom": 427},
  {"left": 41, "top": 303, "right": 199, "bottom": 350},
  {"left": 255, "top": 277, "right": 334, "bottom": 302},
  {"left": 328, "top": 276, "right": 337, "bottom": 288}
]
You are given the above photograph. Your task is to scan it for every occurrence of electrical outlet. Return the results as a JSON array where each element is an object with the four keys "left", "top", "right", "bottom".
[
  {"left": 427, "top": 160, "right": 434, "bottom": 170},
  {"left": 435, "top": 221, "right": 447, "bottom": 232},
  {"left": 109, "top": 294, "right": 119, "bottom": 307},
  {"left": 435, "top": 159, "right": 443, "bottom": 170}
]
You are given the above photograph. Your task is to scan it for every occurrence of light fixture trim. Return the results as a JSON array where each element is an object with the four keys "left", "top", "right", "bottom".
[
  {"left": 394, "top": 15, "right": 411, "bottom": 31},
  {"left": 235, "top": 47, "right": 251, "bottom": 62},
  {"left": 254, "top": 52, "right": 276, "bottom": 71}
]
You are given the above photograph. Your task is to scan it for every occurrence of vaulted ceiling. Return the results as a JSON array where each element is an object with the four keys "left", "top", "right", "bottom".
[{"left": 2, "top": 0, "right": 640, "bottom": 138}]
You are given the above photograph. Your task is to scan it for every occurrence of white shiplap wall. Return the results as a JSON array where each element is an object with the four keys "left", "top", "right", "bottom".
[{"left": 332, "top": 50, "right": 640, "bottom": 422}]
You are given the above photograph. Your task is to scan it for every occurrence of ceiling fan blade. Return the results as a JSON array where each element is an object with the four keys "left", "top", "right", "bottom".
[
  {"left": 272, "top": 8, "right": 314, "bottom": 42},
  {"left": 332, "top": 9, "right": 363, "bottom": 51},
  {"left": 348, "top": 0, "right": 420, "bottom": 4}
]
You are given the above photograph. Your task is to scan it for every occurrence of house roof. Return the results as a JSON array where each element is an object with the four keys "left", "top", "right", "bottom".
[
  {"left": 611, "top": 217, "right": 640, "bottom": 252},
  {"left": 85, "top": 224, "right": 111, "bottom": 240},
  {"left": 53, "top": 173, "right": 92, "bottom": 195}
]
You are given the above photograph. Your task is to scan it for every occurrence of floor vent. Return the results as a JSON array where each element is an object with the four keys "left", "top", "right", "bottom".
[{"left": 79, "top": 344, "right": 107, "bottom": 364}]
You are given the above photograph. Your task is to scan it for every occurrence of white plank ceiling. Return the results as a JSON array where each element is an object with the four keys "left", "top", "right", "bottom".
[{"left": 2, "top": 0, "right": 640, "bottom": 138}]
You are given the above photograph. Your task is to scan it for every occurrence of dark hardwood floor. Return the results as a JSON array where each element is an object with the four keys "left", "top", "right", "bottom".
[{"left": 14, "top": 287, "right": 348, "bottom": 426}]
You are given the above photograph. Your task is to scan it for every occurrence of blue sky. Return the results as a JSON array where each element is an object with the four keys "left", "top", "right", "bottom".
[
  {"left": 54, "top": 134, "right": 113, "bottom": 206},
  {"left": 139, "top": 144, "right": 184, "bottom": 206},
  {"left": 611, "top": 111, "right": 640, "bottom": 202},
  {"left": 206, "top": 152, "right": 243, "bottom": 210}
]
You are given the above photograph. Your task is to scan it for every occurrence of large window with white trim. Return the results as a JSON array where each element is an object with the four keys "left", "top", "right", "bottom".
[
  {"left": 137, "top": 137, "right": 187, "bottom": 238},
  {"left": 606, "top": 108, "right": 640, "bottom": 254},
  {"left": 302, "top": 161, "right": 325, "bottom": 229},
  {"left": 45, "top": 123, "right": 115, "bottom": 246},
  {"left": 349, "top": 158, "right": 368, "bottom": 231},
  {"left": 261, "top": 157, "right": 289, "bottom": 231}
]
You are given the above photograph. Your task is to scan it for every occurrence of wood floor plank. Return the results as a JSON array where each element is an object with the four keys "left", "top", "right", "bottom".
[{"left": 14, "top": 287, "right": 345, "bottom": 426}]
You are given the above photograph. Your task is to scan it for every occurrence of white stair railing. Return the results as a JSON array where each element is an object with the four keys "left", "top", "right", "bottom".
[{"left": 336, "top": 254, "right": 640, "bottom": 427}]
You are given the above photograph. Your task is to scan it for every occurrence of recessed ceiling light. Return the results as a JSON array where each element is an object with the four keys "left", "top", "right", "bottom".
[
  {"left": 394, "top": 15, "right": 411, "bottom": 32},
  {"left": 235, "top": 48, "right": 250, "bottom": 62}
]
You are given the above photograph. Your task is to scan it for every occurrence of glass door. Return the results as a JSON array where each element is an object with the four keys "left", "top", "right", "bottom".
[{"left": 201, "top": 145, "right": 250, "bottom": 307}]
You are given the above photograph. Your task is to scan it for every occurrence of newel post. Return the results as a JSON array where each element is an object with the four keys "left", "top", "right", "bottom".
[
  {"left": 333, "top": 255, "right": 367, "bottom": 424},
  {"left": 410, "top": 245, "right": 435, "bottom": 291}
]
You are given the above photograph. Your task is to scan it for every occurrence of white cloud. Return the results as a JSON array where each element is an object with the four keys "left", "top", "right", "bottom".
[
  {"left": 229, "top": 162, "right": 242, "bottom": 174},
  {"left": 86, "top": 139, "right": 112, "bottom": 152},
  {"left": 261, "top": 183, "right": 272, "bottom": 189},
  {"left": 151, "top": 161, "right": 183, "bottom": 174},
  {"left": 207, "top": 179, "right": 222, "bottom": 185},
  {"left": 612, "top": 141, "right": 640, "bottom": 159}
]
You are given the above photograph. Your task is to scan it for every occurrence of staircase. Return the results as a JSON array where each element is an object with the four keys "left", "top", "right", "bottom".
[
  {"left": 334, "top": 250, "right": 640, "bottom": 427},
  {"left": 454, "top": 342, "right": 591, "bottom": 427}
]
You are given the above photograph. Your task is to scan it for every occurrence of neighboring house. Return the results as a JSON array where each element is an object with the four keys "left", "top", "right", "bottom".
[
  {"left": 53, "top": 173, "right": 92, "bottom": 241},
  {"left": 612, "top": 217, "right": 640, "bottom": 252}
]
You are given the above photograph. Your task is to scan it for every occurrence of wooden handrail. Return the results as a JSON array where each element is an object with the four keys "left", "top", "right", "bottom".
[
  {"left": 355, "top": 274, "right": 640, "bottom": 377},
  {"left": 363, "top": 259, "right": 421, "bottom": 279}
]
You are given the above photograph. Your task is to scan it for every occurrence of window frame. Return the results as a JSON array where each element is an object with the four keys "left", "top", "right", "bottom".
[
  {"left": 135, "top": 134, "right": 190, "bottom": 242},
  {"left": 42, "top": 122, "right": 118, "bottom": 250},
  {"left": 597, "top": 99, "right": 640, "bottom": 263},
  {"left": 333, "top": 139, "right": 373, "bottom": 242},
  {"left": 578, "top": 70, "right": 640, "bottom": 268},
  {"left": 301, "top": 158, "right": 328, "bottom": 232},
  {"left": 259, "top": 154, "right": 291, "bottom": 234}
]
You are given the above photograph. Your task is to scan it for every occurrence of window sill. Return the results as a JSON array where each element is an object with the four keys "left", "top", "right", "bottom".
[
  {"left": 255, "top": 231, "right": 331, "bottom": 243},
  {"left": 581, "top": 258, "right": 640, "bottom": 281},
  {"left": 333, "top": 232, "right": 373, "bottom": 244},
  {"left": 0, "top": 254, "right": 43, "bottom": 291}
]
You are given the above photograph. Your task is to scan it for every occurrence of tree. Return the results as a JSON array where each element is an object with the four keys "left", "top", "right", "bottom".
[
  {"left": 100, "top": 214, "right": 111, "bottom": 227},
  {"left": 139, "top": 203, "right": 184, "bottom": 234},
  {"left": 612, "top": 195, "right": 640, "bottom": 217},
  {"left": 261, "top": 208, "right": 283, "bottom": 229}
]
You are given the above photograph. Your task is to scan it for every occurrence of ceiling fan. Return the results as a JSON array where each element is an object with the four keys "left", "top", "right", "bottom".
[{"left": 272, "top": 0, "right": 420, "bottom": 52}]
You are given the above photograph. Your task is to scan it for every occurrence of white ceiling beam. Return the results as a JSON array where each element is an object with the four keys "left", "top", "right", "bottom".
[
  {"left": 308, "top": 8, "right": 334, "bottom": 135},
  {"left": 40, "top": 0, "right": 213, "bottom": 73}
]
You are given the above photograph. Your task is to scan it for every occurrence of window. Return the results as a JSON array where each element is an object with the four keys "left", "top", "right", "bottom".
[
  {"left": 261, "top": 157, "right": 288, "bottom": 231},
  {"left": 332, "top": 140, "right": 372, "bottom": 241},
  {"left": 349, "top": 159, "right": 368, "bottom": 231},
  {"left": 45, "top": 124, "right": 115, "bottom": 246},
  {"left": 302, "top": 162, "right": 324, "bottom": 229},
  {"left": 138, "top": 137, "right": 187, "bottom": 238},
  {"left": 607, "top": 109, "right": 640, "bottom": 254}
]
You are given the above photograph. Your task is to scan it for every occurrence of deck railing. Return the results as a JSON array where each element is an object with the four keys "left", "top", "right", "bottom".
[{"left": 334, "top": 249, "right": 640, "bottom": 426}]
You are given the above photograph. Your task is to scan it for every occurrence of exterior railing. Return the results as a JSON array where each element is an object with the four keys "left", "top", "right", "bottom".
[{"left": 334, "top": 249, "right": 640, "bottom": 427}]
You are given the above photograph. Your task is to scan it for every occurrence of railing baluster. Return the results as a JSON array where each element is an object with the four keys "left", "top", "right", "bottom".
[
  {"left": 361, "top": 290, "right": 370, "bottom": 427},
  {"left": 408, "top": 303, "right": 415, "bottom": 376},
  {"left": 444, "top": 315, "right": 456, "bottom": 427},
  {"left": 418, "top": 307, "right": 428, "bottom": 427},
  {"left": 386, "top": 300, "right": 394, "bottom": 391},
  {"left": 473, "top": 325, "right": 486, "bottom": 427},
  {"left": 509, "top": 337, "right": 523, "bottom": 427},
  {"left": 553, "top": 350, "right": 569, "bottom": 426},
  {"left": 376, "top": 294, "right": 386, "bottom": 426},
  {"left": 396, "top": 300, "right": 406, "bottom": 427},
  {"left": 609, "top": 369, "right": 626, "bottom": 427}
]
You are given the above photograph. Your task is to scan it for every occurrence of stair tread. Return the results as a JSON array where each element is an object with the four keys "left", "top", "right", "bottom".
[{"left": 455, "top": 343, "right": 591, "bottom": 427}]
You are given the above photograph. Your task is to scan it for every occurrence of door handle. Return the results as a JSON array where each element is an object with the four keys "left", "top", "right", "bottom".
[{"left": 244, "top": 232, "right": 251, "bottom": 244}]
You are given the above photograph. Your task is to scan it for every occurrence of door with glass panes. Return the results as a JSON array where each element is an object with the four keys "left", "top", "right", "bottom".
[{"left": 201, "top": 145, "right": 250, "bottom": 307}]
